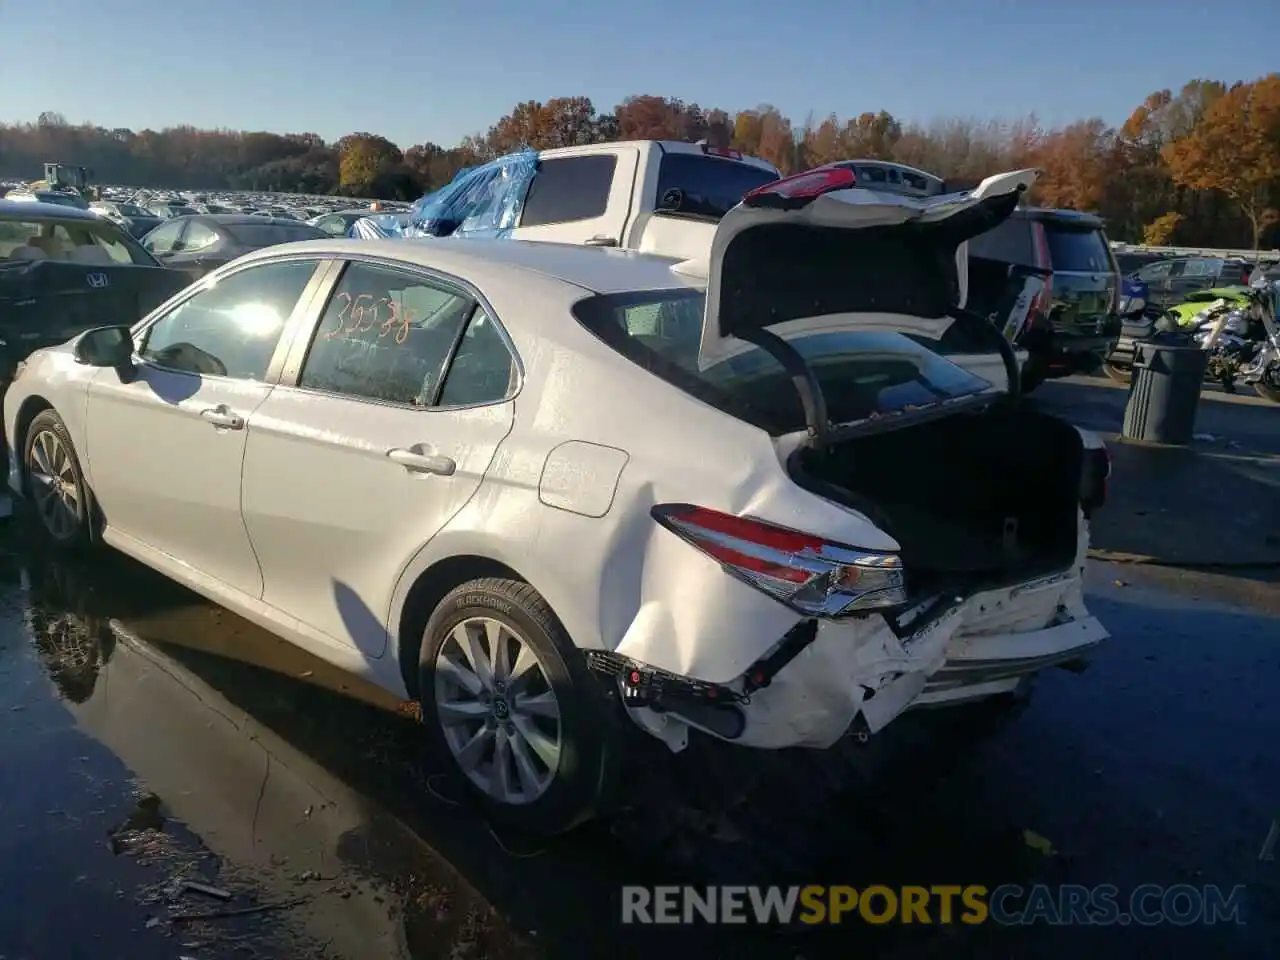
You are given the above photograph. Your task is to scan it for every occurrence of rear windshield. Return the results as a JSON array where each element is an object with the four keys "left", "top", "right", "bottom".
[
  {"left": 1043, "top": 224, "right": 1111, "bottom": 273},
  {"left": 653, "top": 154, "right": 779, "bottom": 219},
  {"left": 573, "top": 290, "right": 993, "bottom": 435},
  {"left": 967, "top": 218, "right": 1035, "bottom": 265},
  {"left": 0, "top": 216, "right": 157, "bottom": 266},
  {"left": 224, "top": 221, "right": 324, "bottom": 247}
]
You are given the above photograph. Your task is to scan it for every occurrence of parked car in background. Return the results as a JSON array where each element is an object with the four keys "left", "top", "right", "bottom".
[
  {"left": 145, "top": 201, "right": 198, "bottom": 219},
  {"left": 1113, "top": 250, "right": 1169, "bottom": 275},
  {"left": 140, "top": 214, "right": 325, "bottom": 280},
  {"left": 5, "top": 168, "right": 1109, "bottom": 835},
  {"left": 1129, "top": 256, "right": 1255, "bottom": 310},
  {"left": 0, "top": 199, "right": 188, "bottom": 387},
  {"left": 90, "top": 200, "right": 165, "bottom": 239},
  {"left": 308, "top": 209, "right": 379, "bottom": 237},
  {"left": 966, "top": 207, "right": 1120, "bottom": 388},
  {"left": 823, "top": 159, "right": 947, "bottom": 199}
]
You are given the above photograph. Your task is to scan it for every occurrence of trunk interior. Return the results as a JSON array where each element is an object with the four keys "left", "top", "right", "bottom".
[{"left": 791, "top": 400, "right": 1083, "bottom": 593}]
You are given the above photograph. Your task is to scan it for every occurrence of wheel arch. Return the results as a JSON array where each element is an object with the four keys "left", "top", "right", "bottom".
[
  {"left": 12, "top": 395, "right": 55, "bottom": 491},
  {"left": 395, "top": 554, "right": 528, "bottom": 699}
]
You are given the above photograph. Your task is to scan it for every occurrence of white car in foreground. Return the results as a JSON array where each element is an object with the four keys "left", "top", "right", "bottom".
[{"left": 5, "top": 167, "right": 1110, "bottom": 834}]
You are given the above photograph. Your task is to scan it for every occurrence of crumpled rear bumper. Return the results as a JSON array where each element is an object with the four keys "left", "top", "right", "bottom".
[{"left": 626, "top": 562, "right": 1106, "bottom": 753}]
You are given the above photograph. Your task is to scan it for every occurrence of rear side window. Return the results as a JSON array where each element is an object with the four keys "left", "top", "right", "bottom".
[
  {"left": 519, "top": 155, "right": 616, "bottom": 227},
  {"left": 654, "top": 154, "right": 779, "bottom": 219},
  {"left": 1043, "top": 225, "right": 1111, "bottom": 273},
  {"left": 967, "top": 219, "right": 1035, "bottom": 266}
]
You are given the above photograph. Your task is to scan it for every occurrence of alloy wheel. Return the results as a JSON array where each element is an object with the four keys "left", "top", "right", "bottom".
[
  {"left": 28, "top": 430, "right": 81, "bottom": 541},
  {"left": 433, "top": 616, "right": 562, "bottom": 804}
]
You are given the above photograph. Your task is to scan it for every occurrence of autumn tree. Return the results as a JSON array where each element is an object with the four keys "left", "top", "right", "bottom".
[
  {"left": 614, "top": 95, "right": 707, "bottom": 141},
  {"left": 1164, "top": 75, "right": 1280, "bottom": 248},
  {"left": 335, "top": 132, "right": 402, "bottom": 196},
  {"left": 1028, "top": 118, "right": 1114, "bottom": 210}
]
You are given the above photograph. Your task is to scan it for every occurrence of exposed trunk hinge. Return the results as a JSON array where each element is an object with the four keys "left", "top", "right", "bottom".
[{"left": 737, "top": 326, "right": 831, "bottom": 449}]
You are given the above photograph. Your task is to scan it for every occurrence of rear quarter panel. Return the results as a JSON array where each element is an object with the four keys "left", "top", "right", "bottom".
[{"left": 389, "top": 275, "right": 902, "bottom": 684}]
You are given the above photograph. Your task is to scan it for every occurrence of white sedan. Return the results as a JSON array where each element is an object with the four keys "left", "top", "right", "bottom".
[{"left": 4, "top": 169, "right": 1110, "bottom": 834}]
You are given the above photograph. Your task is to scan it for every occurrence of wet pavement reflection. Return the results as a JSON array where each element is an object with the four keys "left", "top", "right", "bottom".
[{"left": 0, "top": 528, "right": 1277, "bottom": 959}]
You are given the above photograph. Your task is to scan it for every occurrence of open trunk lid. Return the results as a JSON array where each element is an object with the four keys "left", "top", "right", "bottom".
[
  {"left": 0, "top": 260, "right": 189, "bottom": 375},
  {"left": 670, "top": 166, "right": 1039, "bottom": 445},
  {"left": 687, "top": 167, "right": 1038, "bottom": 365}
]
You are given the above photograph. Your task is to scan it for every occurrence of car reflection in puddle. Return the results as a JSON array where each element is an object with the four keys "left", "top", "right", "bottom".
[{"left": 9, "top": 550, "right": 672, "bottom": 960}]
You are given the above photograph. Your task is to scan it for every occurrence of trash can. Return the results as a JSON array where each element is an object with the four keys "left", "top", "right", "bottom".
[{"left": 1121, "top": 340, "right": 1208, "bottom": 444}]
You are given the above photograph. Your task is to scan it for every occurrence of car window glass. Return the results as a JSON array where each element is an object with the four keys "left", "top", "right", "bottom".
[
  {"left": 1137, "top": 261, "right": 1173, "bottom": 281},
  {"left": 318, "top": 216, "right": 348, "bottom": 236},
  {"left": 436, "top": 307, "right": 516, "bottom": 406},
  {"left": 299, "top": 261, "right": 476, "bottom": 406},
  {"left": 519, "top": 155, "right": 616, "bottom": 227},
  {"left": 140, "top": 259, "right": 318, "bottom": 380},
  {"left": 183, "top": 222, "right": 220, "bottom": 251},
  {"left": 144, "top": 220, "right": 182, "bottom": 253},
  {"left": 653, "top": 154, "right": 778, "bottom": 219},
  {"left": 1042, "top": 226, "right": 1109, "bottom": 272},
  {"left": 1181, "top": 258, "right": 1221, "bottom": 278},
  {"left": 967, "top": 219, "right": 1035, "bottom": 266}
]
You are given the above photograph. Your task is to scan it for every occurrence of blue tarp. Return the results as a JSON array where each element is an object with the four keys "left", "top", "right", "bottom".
[{"left": 350, "top": 149, "right": 539, "bottom": 241}]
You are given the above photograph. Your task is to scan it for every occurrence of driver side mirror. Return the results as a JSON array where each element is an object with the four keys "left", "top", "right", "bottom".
[{"left": 74, "top": 325, "right": 137, "bottom": 383}]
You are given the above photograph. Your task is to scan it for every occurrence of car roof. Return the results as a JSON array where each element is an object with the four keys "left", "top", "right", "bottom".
[
  {"left": 243, "top": 237, "right": 698, "bottom": 295},
  {"left": 0, "top": 199, "right": 100, "bottom": 221},
  {"left": 194, "top": 214, "right": 315, "bottom": 227},
  {"left": 1013, "top": 207, "right": 1105, "bottom": 228}
]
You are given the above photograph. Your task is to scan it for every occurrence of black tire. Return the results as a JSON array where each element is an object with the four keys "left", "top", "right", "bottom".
[
  {"left": 417, "top": 577, "right": 616, "bottom": 835},
  {"left": 22, "top": 409, "right": 95, "bottom": 551},
  {"left": 1101, "top": 361, "right": 1132, "bottom": 384}
]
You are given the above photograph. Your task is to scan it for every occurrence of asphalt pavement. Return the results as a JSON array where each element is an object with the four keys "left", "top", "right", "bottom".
[{"left": 0, "top": 374, "right": 1276, "bottom": 960}]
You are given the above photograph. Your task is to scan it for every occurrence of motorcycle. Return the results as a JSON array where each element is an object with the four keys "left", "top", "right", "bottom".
[
  {"left": 1105, "top": 273, "right": 1280, "bottom": 402},
  {"left": 1100, "top": 275, "right": 1153, "bottom": 384},
  {"left": 1185, "top": 273, "right": 1280, "bottom": 402}
]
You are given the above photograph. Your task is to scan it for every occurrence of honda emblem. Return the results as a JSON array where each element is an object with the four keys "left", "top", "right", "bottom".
[{"left": 86, "top": 272, "right": 109, "bottom": 289}]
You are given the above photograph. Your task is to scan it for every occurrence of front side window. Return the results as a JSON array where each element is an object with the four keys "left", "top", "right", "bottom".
[
  {"left": 573, "top": 290, "right": 993, "bottom": 435},
  {"left": 298, "top": 261, "right": 481, "bottom": 406},
  {"left": 140, "top": 259, "right": 319, "bottom": 379},
  {"left": 1136, "top": 261, "right": 1174, "bottom": 282}
]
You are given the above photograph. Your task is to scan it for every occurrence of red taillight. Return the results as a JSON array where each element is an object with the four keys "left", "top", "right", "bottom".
[
  {"left": 651, "top": 503, "right": 907, "bottom": 617},
  {"left": 742, "top": 165, "right": 857, "bottom": 209},
  {"left": 1031, "top": 222, "right": 1054, "bottom": 317}
]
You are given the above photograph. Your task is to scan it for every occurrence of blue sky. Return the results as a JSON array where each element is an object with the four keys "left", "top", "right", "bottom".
[{"left": 5, "top": 0, "right": 1279, "bottom": 149}]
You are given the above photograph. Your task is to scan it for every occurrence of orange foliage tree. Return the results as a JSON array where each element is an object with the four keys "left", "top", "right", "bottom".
[
  {"left": 4, "top": 73, "right": 1280, "bottom": 247},
  {"left": 1163, "top": 75, "right": 1280, "bottom": 248}
]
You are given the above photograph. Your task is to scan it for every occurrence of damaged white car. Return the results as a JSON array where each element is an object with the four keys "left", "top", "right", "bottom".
[{"left": 4, "top": 165, "right": 1109, "bottom": 834}]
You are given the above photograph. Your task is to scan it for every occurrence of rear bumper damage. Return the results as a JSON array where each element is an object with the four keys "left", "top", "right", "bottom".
[{"left": 591, "top": 532, "right": 1105, "bottom": 753}]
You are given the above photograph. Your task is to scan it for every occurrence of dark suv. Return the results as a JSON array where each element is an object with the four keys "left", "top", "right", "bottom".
[
  {"left": 967, "top": 207, "right": 1120, "bottom": 388},
  {"left": 1129, "top": 256, "right": 1254, "bottom": 310}
]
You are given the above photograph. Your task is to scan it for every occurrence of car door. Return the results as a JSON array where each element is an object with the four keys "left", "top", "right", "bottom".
[
  {"left": 240, "top": 258, "right": 517, "bottom": 659},
  {"left": 83, "top": 257, "right": 328, "bottom": 599}
]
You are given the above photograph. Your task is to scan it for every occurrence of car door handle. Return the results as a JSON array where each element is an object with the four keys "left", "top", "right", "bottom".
[
  {"left": 200, "top": 405, "right": 244, "bottom": 429},
  {"left": 583, "top": 236, "right": 617, "bottom": 247},
  {"left": 388, "top": 448, "right": 456, "bottom": 476}
]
